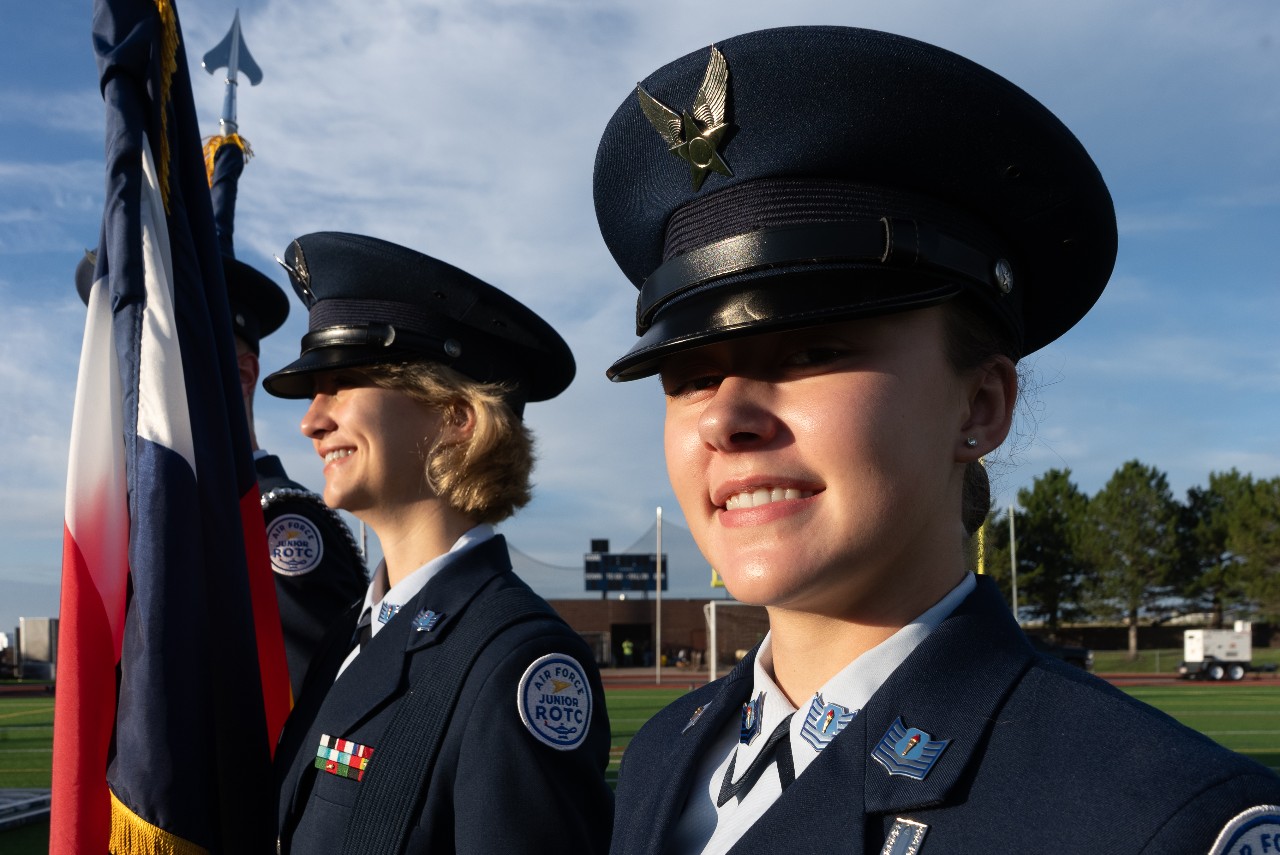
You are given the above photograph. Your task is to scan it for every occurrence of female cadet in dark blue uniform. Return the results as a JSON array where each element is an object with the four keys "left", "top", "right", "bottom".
[
  {"left": 263, "top": 232, "right": 612, "bottom": 854},
  {"left": 593, "top": 26, "right": 1280, "bottom": 855}
]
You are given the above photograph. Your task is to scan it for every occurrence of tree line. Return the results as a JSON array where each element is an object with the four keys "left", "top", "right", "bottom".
[{"left": 978, "top": 462, "right": 1280, "bottom": 657}]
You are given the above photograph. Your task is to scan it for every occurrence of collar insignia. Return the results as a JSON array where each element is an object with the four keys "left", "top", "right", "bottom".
[
  {"left": 872, "top": 717, "right": 950, "bottom": 781},
  {"left": 637, "top": 45, "right": 732, "bottom": 191},
  {"left": 377, "top": 601, "right": 402, "bottom": 625},
  {"left": 739, "top": 690, "right": 765, "bottom": 744},
  {"left": 411, "top": 609, "right": 443, "bottom": 632},
  {"left": 682, "top": 703, "right": 711, "bottom": 734},
  {"left": 800, "top": 693, "right": 858, "bottom": 751}
]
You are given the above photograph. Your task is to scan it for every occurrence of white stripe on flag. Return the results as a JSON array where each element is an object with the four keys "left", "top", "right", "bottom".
[
  {"left": 64, "top": 257, "right": 130, "bottom": 653},
  {"left": 137, "top": 139, "right": 196, "bottom": 474}
]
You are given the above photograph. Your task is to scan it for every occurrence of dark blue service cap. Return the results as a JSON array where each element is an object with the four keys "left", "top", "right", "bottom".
[
  {"left": 594, "top": 26, "right": 1117, "bottom": 381},
  {"left": 225, "top": 256, "right": 289, "bottom": 354},
  {"left": 74, "top": 250, "right": 287, "bottom": 354},
  {"left": 261, "top": 232, "right": 576, "bottom": 414}
]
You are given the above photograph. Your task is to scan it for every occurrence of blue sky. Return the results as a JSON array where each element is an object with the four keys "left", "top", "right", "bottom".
[{"left": 1, "top": 0, "right": 1278, "bottom": 636}]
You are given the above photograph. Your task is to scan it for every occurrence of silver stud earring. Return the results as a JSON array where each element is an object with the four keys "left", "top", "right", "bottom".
[{"left": 965, "top": 437, "right": 978, "bottom": 448}]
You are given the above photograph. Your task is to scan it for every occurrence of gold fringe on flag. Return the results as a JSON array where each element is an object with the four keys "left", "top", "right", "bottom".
[
  {"left": 153, "top": 0, "right": 178, "bottom": 214},
  {"left": 202, "top": 133, "right": 255, "bottom": 187},
  {"left": 110, "top": 789, "right": 210, "bottom": 855}
]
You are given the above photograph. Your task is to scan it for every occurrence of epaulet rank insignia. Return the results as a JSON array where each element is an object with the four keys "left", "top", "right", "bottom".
[
  {"left": 1208, "top": 804, "right": 1280, "bottom": 855},
  {"left": 872, "top": 717, "right": 950, "bottom": 781},
  {"left": 637, "top": 45, "right": 732, "bottom": 191},
  {"left": 517, "top": 653, "right": 593, "bottom": 751}
]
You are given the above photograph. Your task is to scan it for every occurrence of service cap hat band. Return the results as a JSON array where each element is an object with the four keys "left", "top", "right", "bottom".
[
  {"left": 301, "top": 324, "right": 461, "bottom": 361},
  {"left": 638, "top": 217, "right": 1012, "bottom": 334}
]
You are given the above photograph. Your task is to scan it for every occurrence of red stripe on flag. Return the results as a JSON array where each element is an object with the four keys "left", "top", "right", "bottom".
[
  {"left": 50, "top": 525, "right": 119, "bottom": 853},
  {"left": 241, "top": 486, "right": 291, "bottom": 747}
]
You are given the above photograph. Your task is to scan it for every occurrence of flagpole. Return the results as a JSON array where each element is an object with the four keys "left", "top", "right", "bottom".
[{"left": 655, "top": 506, "right": 662, "bottom": 686}]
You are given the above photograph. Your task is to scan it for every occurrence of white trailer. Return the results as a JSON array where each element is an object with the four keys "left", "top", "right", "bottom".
[{"left": 1178, "top": 623, "right": 1273, "bottom": 681}]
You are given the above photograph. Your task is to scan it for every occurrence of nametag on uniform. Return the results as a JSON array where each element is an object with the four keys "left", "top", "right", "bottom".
[
  {"left": 315, "top": 733, "right": 373, "bottom": 781},
  {"left": 881, "top": 818, "right": 928, "bottom": 855},
  {"left": 1207, "top": 805, "right": 1280, "bottom": 855}
]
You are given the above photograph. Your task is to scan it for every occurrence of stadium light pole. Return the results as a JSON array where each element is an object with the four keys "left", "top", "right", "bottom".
[{"left": 655, "top": 506, "right": 663, "bottom": 686}]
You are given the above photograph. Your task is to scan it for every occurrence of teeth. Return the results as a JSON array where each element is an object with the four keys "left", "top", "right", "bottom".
[
  {"left": 325, "top": 449, "right": 354, "bottom": 464},
  {"left": 724, "top": 487, "right": 813, "bottom": 510}
]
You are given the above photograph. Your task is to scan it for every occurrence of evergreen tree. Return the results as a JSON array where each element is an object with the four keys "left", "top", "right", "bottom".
[
  {"left": 1180, "top": 470, "right": 1253, "bottom": 627},
  {"left": 1081, "top": 460, "right": 1180, "bottom": 658},
  {"left": 1227, "top": 475, "right": 1280, "bottom": 618},
  {"left": 1009, "top": 469, "right": 1091, "bottom": 633}
]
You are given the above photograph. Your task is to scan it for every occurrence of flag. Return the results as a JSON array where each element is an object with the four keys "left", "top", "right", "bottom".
[{"left": 51, "top": 1, "right": 291, "bottom": 852}]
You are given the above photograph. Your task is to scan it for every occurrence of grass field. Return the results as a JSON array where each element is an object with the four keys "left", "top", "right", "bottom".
[
  {"left": 1091, "top": 647, "right": 1280, "bottom": 674},
  {"left": 2, "top": 678, "right": 1277, "bottom": 852},
  {"left": 0, "top": 695, "right": 53, "bottom": 789}
]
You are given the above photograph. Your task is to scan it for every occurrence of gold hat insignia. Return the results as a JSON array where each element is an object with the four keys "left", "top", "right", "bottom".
[{"left": 637, "top": 45, "right": 732, "bottom": 191}]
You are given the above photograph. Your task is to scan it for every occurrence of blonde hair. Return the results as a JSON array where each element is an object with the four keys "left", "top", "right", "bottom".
[{"left": 364, "top": 362, "right": 535, "bottom": 524}]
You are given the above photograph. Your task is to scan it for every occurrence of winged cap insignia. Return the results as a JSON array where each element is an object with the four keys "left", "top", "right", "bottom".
[
  {"left": 636, "top": 45, "right": 732, "bottom": 191},
  {"left": 277, "top": 239, "right": 314, "bottom": 305}
]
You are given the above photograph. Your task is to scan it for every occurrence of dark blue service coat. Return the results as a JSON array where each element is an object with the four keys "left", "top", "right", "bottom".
[
  {"left": 256, "top": 453, "right": 367, "bottom": 698},
  {"left": 275, "top": 535, "right": 613, "bottom": 854},
  {"left": 611, "top": 576, "right": 1280, "bottom": 854}
]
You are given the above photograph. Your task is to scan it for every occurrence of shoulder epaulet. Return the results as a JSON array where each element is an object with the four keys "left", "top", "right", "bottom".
[{"left": 261, "top": 486, "right": 365, "bottom": 564}]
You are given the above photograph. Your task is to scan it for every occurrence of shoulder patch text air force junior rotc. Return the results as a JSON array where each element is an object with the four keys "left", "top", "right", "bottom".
[
  {"left": 518, "top": 653, "right": 593, "bottom": 751},
  {"left": 1208, "top": 805, "right": 1280, "bottom": 855},
  {"left": 267, "top": 513, "right": 324, "bottom": 576}
]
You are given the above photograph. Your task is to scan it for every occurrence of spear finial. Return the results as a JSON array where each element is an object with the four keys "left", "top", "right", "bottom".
[{"left": 201, "top": 9, "right": 263, "bottom": 136}]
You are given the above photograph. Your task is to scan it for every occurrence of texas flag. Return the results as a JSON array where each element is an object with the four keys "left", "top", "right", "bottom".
[{"left": 51, "top": 1, "right": 290, "bottom": 852}]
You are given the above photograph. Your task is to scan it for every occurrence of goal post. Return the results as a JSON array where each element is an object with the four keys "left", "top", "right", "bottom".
[{"left": 703, "top": 600, "right": 769, "bottom": 681}]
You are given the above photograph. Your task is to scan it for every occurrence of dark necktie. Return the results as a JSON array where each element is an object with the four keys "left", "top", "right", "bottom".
[
  {"left": 717, "top": 712, "right": 796, "bottom": 807},
  {"left": 352, "top": 607, "right": 372, "bottom": 653}
]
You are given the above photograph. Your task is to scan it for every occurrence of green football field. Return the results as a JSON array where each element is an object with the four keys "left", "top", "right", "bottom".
[{"left": 1, "top": 682, "right": 1277, "bottom": 852}]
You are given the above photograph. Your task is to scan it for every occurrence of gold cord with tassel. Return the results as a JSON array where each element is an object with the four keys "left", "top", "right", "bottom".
[
  {"left": 110, "top": 789, "right": 210, "bottom": 855},
  {"left": 202, "top": 133, "right": 255, "bottom": 186}
]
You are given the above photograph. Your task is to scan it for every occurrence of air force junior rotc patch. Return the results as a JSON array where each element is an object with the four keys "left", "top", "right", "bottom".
[
  {"left": 1208, "top": 805, "right": 1280, "bottom": 855},
  {"left": 801, "top": 693, "right": 857, "bottom": 751},
  {"left": 872, "top": 718, "right": 950, "bottom": 781},
  {"left": 518, "top": 653, "right": 593, "bottom": 751},
  {"left": 266, "top": 514, "right": 324, "bottom": 576}
]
